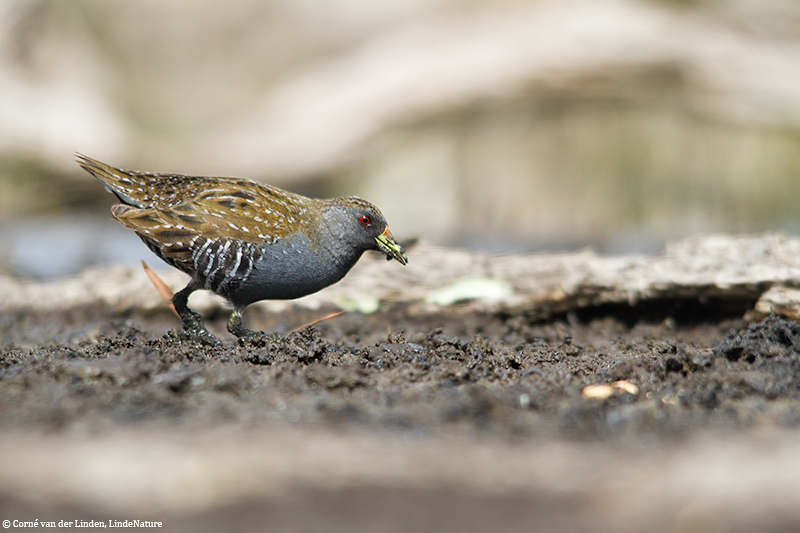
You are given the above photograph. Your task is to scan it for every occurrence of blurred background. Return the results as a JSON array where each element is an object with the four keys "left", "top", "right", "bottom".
[{"left": 1, "top": 0, "right": 800, "bottom": 278}]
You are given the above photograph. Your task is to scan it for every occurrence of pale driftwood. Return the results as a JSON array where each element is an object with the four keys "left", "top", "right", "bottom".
[
  {"left": 754, "top": 285, "right": 800, "bottom": 320},
  {"left": 3, "top": 234, "right": 799, "bottom": 319},
  {"left": 5, "top": 2, "right": 800, "bottom": 178},
  {"left": 198, "top": 2, "right": 800, "bottom": 178}
]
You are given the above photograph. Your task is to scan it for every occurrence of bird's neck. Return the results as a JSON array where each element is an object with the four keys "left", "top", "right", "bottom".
[{"left": 312, "top": 205, "right": 363, "bottom": 266}]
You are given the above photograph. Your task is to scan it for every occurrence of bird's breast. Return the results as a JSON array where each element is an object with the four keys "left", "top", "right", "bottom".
[{"left": 229, "top": 233, "right": 363, "bottom": 306}]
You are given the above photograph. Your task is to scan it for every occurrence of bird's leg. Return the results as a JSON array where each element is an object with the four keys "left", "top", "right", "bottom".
[
  {"left": 171, "top": 282, "right": 220, "bottom": 345},
  {"left": 227, "top": 309, "right": 263, "bottom": 340}
]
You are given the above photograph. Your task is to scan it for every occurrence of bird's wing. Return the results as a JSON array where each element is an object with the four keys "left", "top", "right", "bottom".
[
  {"left": 177, "top": 185, "right": 314, "bottom": 244},
  {"left": 77, "top": 154, "right": 221, "bottom": 210},
  {"left": 111, "top": 205, "right": 199, "bottom": 272},
  {"left": 79, "top": 153, "right": 318, "bottom": 269},
  {"left": 110, "top": 185, "right": 314, "bottom": 269}
]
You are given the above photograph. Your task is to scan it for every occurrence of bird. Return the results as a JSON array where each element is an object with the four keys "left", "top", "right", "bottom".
[{"left": 77, "top": 154, "right": 407, "bottom": 345}]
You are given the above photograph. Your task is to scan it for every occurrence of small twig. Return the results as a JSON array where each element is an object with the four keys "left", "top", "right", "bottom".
[
  {"left": 291, "top": 310, "right": 345, "bottom": 332},
  {"left": 142, "top": 260, "right": 179, "bottom": 318}
]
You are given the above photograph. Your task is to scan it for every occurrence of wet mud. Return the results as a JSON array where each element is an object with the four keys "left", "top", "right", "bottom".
[
  {"left": 2, "top": 304, "right": 800, "bottom": 531},
  {"left": 6, "top": 304, "right": 800, "bottom": 437}
]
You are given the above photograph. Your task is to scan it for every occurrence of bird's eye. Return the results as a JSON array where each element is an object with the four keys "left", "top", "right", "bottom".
[{"left": 359, "top": 215, "right": 371, "bottom": 226}]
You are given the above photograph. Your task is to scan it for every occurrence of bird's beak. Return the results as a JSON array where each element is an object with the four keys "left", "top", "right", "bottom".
[{"left": 375, "top": 226, "right": 408, "bottom": 265}]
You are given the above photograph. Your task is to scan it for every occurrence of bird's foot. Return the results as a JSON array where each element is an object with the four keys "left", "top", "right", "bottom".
[
  {"left": 184, "top": 325, "right": 222, "bottom": 346},
  {"left": 178, "top": 310, "right": 222, "bottom": 346},
  {"left": 164, "top": 325, "right": 222, "bottom": 346},
  {"left": 231, "top": 325, "right": 270, "bottom": 347},
  {"left": 228, "top": 312, "right": 270, "bottom": 346}
]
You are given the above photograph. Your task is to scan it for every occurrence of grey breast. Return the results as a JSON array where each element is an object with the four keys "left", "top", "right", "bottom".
[{"left": 230, "top": 233, "right": 364, "bottom": 306}]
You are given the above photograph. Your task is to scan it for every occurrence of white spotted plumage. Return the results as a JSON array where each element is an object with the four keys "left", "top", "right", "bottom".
[{"left": 77, "top": 153, "right": 406, "bottom": 341}]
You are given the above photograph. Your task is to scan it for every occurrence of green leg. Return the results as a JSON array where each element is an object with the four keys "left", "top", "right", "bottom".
[
  {"left": 171, "top": 282, "right": 220, "bottom": 346},
  {"left": 227, "top": 309, "right": 263, "bottom": 339}
]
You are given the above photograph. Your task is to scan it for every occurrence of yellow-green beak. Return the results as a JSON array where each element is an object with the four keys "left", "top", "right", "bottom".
[{"left": 376, "top": 226, "right": 408, "bottom": 265}]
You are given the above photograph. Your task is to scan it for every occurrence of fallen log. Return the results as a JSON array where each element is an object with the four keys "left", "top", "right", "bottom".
[{"left": 3, "top": 234, "right": 799, "bottom": 321}]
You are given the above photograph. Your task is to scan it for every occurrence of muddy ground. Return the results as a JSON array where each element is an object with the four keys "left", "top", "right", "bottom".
[{"left": 2, "top": 302, "right": 800, "bottom": 532}]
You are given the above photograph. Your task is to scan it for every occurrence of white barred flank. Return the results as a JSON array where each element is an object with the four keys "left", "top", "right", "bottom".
[
  {"left": 77, "top": 155, "right": 403, "bottom": 310},
  {"left": 192, "top": 236, "right": 260, "bottom": 296}
]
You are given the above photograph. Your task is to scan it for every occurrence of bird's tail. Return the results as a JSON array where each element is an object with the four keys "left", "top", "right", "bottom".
[{"left": 75, "top": 153, "right": 148, "bottom": 207}]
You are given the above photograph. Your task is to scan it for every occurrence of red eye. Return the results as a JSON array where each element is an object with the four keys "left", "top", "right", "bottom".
[{"left": 359, "top": 215, "right": 371, "bottom": 226}]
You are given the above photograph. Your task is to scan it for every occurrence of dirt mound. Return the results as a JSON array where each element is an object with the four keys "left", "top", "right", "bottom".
[
  {"left": 714, "top": 314, "right": 800, "bottom": 362},
  {"left": 4, "top": 305, "right": 800, "bottom": 531},
  {"left": 3, "top": 305, "right": 800, "bottom": 438}
]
